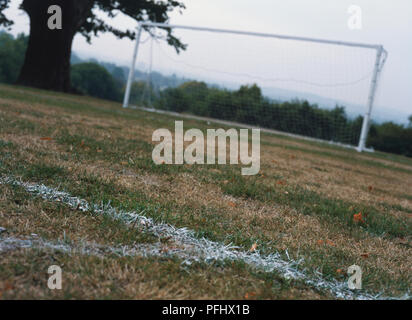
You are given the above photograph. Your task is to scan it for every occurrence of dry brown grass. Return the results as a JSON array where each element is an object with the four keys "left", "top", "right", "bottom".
[
  {"left": 0, "top": 248, "right": 328, "bottom": 300},
  {"left": 0, "top": 85, "right": 411, "bottom": 298}
]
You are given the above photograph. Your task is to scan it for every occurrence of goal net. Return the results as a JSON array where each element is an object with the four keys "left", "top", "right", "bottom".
[{"left": 123, "top": 23, "right": 387, "bottom": 151}]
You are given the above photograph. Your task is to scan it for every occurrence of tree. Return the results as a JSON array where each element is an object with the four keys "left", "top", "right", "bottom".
[
  {"left": 0, "top": 0, "right": 185, "bottom": 92},
  {"left": 0, "top": 32, "right": 28, "bottom": 83},
  {"left": 409, "top": 115, "right": 412, "bottom": 128},
  {"left": 71, "top": 62, "right": 121, "bottom": 101},
  {"left": 368, "top": 122, "right": 412, "bottom": 157}
]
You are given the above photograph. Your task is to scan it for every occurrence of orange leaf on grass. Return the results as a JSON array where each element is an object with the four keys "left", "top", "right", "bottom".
[
  {"left": 317, "top": 240, "right": 324, "bottom": 245},
  {"left": 40, "top": 137, "right": 53, "bottom": 141},
  {"left": 360, "top": 253, "right": 369, "bottom": 259},
  {"left": 250, "top": 243, "right": 258, "bottom": 252},
  {"left": 228, "top": 201, "right": 237, "bottom": 208},
  {"left": 4, "top": 281, "right": 13, "bottom": 291},
  {"left": 326, "top": 240, "right": 336, "bottom": 247},
  {"left": 353, "top": 212, "right": 365, "bottom": 223},
  {"left": 244, "top": 292, "right": 256, "bottom": 299}
]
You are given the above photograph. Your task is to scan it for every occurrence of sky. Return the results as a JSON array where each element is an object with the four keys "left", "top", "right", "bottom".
[{"left": 3, "top": 0, "right": 412, "bottom": 121}]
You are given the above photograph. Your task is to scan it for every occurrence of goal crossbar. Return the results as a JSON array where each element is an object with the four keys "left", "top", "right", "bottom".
[
  {"left": 140, "top": 22, "right": 383, "bottom": 50},
  {"left": 123, "top": 22, "right": 388, "bottom": 152}
]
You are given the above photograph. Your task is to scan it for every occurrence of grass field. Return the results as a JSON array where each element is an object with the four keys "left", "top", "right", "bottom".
[{"left": 0, "top": 83, "right": 411, "bottom": 299}]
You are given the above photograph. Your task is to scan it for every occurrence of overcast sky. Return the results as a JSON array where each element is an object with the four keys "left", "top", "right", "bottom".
[{"left": 4, "top": 0, "right": 412, "bottom": 120}]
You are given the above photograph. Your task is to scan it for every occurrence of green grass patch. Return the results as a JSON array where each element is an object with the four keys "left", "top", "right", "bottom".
[
  {"left": 219, "top": 173, "right": 410, "bottom": 239},
  {"left": 22, "top": 163, "right": 68, "bottom": 181}
]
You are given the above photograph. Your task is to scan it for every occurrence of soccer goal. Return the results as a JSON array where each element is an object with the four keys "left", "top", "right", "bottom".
[{"left": 122, "top": 22, "right": 387, "bottom": 152}]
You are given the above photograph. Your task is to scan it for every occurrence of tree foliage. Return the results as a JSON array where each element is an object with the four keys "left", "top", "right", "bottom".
[
  {"left": 0, "top": 0, "right": 13, "bottom": 28},
  {"left": 71, "top": 62, "right": 122, "bottom": 101},
  {"left": 0, "top": 32, "right": 28, "bottom": 83},
  {"left": 0, "top": 0, "right": 186, "bottom": 51},
  {"left": 369, "top": 122, "right": 412, "bottom": 157}
]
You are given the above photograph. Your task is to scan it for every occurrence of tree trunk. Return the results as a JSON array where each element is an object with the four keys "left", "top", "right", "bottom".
[{"left": 17, "top": 0, "right": 93, "bottom": 92}]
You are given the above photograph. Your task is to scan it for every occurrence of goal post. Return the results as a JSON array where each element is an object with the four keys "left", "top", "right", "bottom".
[
  {"left": 123, "top": 22, "right": 388, "bottom": 152},
  {"left": 356, "top": 45, "right": 385, "bottom": 152}
]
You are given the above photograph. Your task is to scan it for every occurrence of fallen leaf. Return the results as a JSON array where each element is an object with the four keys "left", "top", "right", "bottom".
[
  {"left": 368, "top": 185, "right": 373, "bottom": 192},
  {"left": 250, "top": 243, "right": 258, "bottom": 252},
  {"left": 228, "top": 201, "right": 237, "bottom": 208},
  {"left": 336, "top": 269, "right": 344, "bottom": 274},
  {"left": 360, "top": 253, "right": 369, "bottom": 259},
  {"left": 244, "top": 292, "right": 256, "bottom": 299},
  {"left": 40, "top": 137, "right": 53, "bottom": 141},
  {"left": 4, "top": 281, "right": 13, "bottom": 291},
  {"left": 353, "top": 212, "right": 365, "bottom": 223},
  {"left": 277, "top": 180, "right": 286, "bottom": 185},
  {"left": 120, "top": 161, "right": 128, "bottom": 165},
  {"left": 317, "top": 240, "right": 324, "bottom": 245},
  {"left": 326, "top": 240, "right": 336, "bottom": 247}
]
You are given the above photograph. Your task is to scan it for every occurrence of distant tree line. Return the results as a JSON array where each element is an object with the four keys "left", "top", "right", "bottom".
[
  {"left": 1, "top": 31, "right": 411, "bottom": 157},
  {"left": 0, "top": 32, "right": 27, "bottom": 84},
  {"left": 155, "top": 82, "right": 363, "bottom": 143},
  {"left": 143, "top": 82, "right": 412, "bottom": 157}
]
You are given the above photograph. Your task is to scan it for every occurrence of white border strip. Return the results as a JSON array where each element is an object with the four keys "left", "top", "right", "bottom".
[{"left": 0, "top": 236, "right": 207, "bottom": 261}]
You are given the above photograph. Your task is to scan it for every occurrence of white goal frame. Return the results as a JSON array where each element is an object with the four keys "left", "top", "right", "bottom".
[{"left": 122, "top": 22, "right": 388, "bottom": 152}]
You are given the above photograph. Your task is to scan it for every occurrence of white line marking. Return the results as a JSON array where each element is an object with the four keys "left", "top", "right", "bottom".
[{"left": 1, "top": 176, "right": 408, "bottom": 300}]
